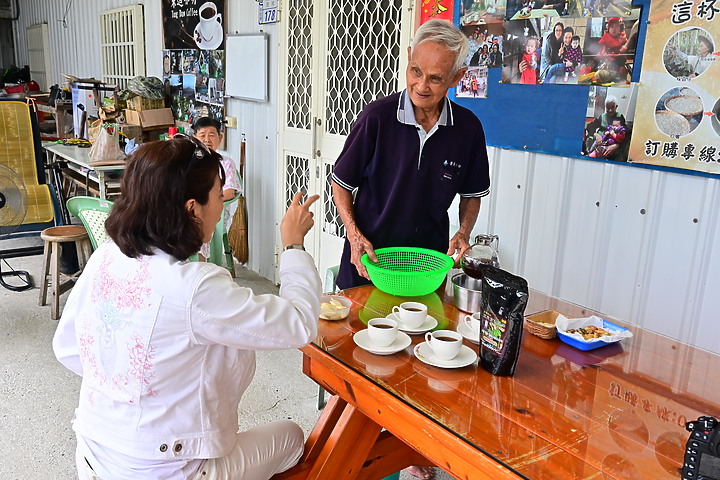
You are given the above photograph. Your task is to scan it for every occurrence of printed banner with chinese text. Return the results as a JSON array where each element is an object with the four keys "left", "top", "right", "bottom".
[{"left": 628, "top": 0, "right": 719, "bottom": 174}]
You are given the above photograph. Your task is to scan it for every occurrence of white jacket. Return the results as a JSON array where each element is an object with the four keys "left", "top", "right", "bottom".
[{"left": 53, "top": 242, "right": 321, "bottom": 461}]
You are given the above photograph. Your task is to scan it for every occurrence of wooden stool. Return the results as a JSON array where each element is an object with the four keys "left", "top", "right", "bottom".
[{"left": 38, "top": 225, "right": 92, "bottom": 320}]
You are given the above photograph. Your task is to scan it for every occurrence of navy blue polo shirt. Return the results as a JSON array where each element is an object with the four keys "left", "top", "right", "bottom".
[{"left": 332, "top": 90, "right": 490, "bottom": 289}]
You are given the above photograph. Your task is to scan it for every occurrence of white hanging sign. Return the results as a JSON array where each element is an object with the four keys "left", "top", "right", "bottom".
[{"left": 259, "top": 0, "right": 279, "bottom": 25}]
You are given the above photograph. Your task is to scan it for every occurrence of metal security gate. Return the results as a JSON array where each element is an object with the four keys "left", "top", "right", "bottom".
[{"left": 278, "top": 0, "right": 413, "bottom": 284}]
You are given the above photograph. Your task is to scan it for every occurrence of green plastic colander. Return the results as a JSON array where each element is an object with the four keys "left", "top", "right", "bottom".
[{"left": 361, "top": 247, "right": 454, "bottom": 297}]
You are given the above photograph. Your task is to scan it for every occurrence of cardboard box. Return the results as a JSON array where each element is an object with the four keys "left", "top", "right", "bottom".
[
  {"left": 124, "top": 108, "right": 175, "bottom": 130},
  {"left": 126, "top": 96, "right": 164, "bottom": 111}
]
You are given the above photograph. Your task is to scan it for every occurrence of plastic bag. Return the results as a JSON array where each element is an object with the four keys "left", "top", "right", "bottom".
[
  {"left": 88, "top": 124, "right": 125, "bottom": 163},
  {"left": 479, "top": 265, "right": 528, "bottom": 376}
]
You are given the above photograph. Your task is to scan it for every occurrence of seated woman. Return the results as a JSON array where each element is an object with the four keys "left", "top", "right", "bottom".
[{"left": 53, "top": 136, "right": 322, "bottom": 480}]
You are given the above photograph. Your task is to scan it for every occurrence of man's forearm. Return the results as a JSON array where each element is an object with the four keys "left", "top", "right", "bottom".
[
  {"left": 457, "top": 197, "right": 482, "bottom": 240},
  {"left": 331, "top": 181, "right": 362, "bottom": 238}
]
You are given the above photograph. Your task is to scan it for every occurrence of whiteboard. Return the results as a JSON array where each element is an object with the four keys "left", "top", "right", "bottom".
[{"left": 225, "top": 34, "right": 268, "bottom": 102}]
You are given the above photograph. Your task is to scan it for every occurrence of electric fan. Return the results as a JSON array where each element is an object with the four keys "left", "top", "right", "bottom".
[{"left": 0, "top": 163, "right": 34, "bottom": 291}]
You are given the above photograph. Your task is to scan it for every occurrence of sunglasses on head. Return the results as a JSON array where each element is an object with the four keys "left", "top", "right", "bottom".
[{"left": 172, "top": 133, "right": 226, "bottom": 184}]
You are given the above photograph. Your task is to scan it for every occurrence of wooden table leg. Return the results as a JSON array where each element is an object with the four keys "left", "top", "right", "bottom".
[{"left": 274, "top": 395, "right": 408, "bottom": 480}]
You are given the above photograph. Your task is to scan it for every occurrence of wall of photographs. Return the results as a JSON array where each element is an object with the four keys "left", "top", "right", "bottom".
[
  {"left": 161, "top": 0, "right": 226, "bottom": 125},
  {"left": 440, "top": 0, "right": 719, "bottom": 176}
]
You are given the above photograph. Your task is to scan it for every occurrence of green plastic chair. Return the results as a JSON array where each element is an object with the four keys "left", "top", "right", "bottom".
[
  {"left": 190, "top": 192, "right": 241, "bottom": 274},
  {"left": 66, "top": 196, "right": 114, "bottom": 250}
]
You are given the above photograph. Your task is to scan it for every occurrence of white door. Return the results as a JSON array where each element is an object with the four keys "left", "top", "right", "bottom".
[
  {"left": 278, "top": 0, "right": 415, "bottom": 288},
  {"left": 26, "top": 23, "right": 52, "bottom": 91}
]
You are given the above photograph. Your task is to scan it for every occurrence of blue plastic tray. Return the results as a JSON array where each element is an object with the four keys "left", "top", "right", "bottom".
[{"left": 557, "top": 320, "right": 629, "bottom": 351}]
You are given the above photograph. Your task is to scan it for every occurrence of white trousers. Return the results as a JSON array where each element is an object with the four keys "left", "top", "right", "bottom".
[{"left": 76, "top": 420, "right": 305, "bottom": 480}]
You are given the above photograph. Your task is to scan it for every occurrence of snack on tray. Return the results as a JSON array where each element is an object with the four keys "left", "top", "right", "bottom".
[{"left": 567, "top": 325, "right": 611, "bottom": 339}]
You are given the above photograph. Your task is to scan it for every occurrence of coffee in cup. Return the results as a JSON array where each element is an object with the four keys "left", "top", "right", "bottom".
[
  {"left": 391, "top": 301, "right": 427, "bottom": 328},
  {"left": 367, "top": 318, "right": 398, "bottom": 347},
  {"left": 424, "top": 329, "right": 463, "bottom": 361}
]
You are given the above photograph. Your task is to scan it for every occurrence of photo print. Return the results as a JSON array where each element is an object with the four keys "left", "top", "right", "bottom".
[
  {"left": 197, "top": 50, "right": 210, "bottom": 77},
  {"left": 463, "top": 24, "right": 505, "bottom": 68},
  {"left": 578, "top": 12, "right": 640, "bottom": 86},
  {"left": 581, "top": 0, "right": 632, "bottom": 18},
  {"left": 663, "top": 27, "right": 716, "bottom": 81},
  {"left": 183, "top": 49, "right": 199, "bottom": 74},
  {"left": 196, "top": 75, "right": 209, "bottom": 103},
  {"left": 169, "top": 50, "right": 183, "bottom": 75},
  {"left": 582, "top": 84, "right": 638, "bottom": 161},
  {"left": 501, "top": 18, "right": 546, "bottom": 84},
  {"left": 654, "top": 86, "right": 704, "bottom": 138},
  {"left": 165, "top": 74, "right": 183, "bottom": 120},
  {"left": 162, "top": 50, "right": 172, "bottom": 76},
  {"left": 459, "top": 0, "right": 506, "bottom": 26},
  {"left": 209, "top": 50, "right": 225, "bottom": 78},
  {"left": 713, "top": 98, "right": 720, "bottom": 139},
  {"left": 456, "top": 66, "right": 489, "bottom": 98},
  {"left": 506, "top": 0, "right": 583, "bottom": 21}
]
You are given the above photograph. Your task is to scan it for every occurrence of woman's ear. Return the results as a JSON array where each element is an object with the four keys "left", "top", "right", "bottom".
[{"left": 185, "top": 198, "right": 198, "bottom": 218}]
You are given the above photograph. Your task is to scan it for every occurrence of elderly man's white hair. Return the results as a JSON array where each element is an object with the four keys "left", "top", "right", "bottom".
[
  {"left": 605, "top": 95, "right": 618, "bottom": 106},
  {"left": 411, "top": 19, "right": 470, "bottom": 74}
]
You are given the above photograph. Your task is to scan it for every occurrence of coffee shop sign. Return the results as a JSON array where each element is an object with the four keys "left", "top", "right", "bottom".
[{"left": 172, "top": 8, "right": 199, "bottom": 19}]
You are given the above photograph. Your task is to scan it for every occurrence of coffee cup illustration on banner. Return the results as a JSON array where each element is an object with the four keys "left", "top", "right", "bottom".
[
  {"left": 391, "top": 302, "right": 427, "bottom": 328},
  {"left": 194, "top": 2, "right": 224, "bottom": 50},
  {"left": 424, "top": 330, "right": 463, "bottom": 361}
]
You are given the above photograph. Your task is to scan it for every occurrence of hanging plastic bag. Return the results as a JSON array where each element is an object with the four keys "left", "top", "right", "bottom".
[{"left": 88, "top": 124, "right": 125, "bottom": 164}]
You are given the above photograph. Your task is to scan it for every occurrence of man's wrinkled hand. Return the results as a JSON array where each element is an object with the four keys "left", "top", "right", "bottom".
[
  {"left": 349, "top": 234, "right": 376, "bottom": 280},
  {"left": 447, "top": 232, "right": 471, "bottom": 267}
]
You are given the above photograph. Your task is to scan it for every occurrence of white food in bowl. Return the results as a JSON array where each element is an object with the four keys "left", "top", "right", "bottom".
[{"left": 320, "top": 295, "right": 351, "bottom": 320}]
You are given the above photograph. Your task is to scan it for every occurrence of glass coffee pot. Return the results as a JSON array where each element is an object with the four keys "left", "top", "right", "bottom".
[{"left": 460, "top": 234, "right": 500, "bottom": 279}]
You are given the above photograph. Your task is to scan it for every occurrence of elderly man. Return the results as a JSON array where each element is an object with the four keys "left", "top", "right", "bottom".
[
  {"left": 332, "top": 19, "right": 491, "bottom": 293},
  {"left": 585, "top": 95, "right": 626, "bottom": 158}
]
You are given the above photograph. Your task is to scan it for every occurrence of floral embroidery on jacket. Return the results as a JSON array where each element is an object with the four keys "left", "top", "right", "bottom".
[{"left": 81, "top": 251, "right": 158, "bottom": 402}]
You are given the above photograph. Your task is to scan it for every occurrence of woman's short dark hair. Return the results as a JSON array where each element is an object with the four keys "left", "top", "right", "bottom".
[
  {"left": 105, "top": 137, "right": 222, "bottom": 259},
  {"left": 192, "top": 116, "right": 223, "bottom": 134}
]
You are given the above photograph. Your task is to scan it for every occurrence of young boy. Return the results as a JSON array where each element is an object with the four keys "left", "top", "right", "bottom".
[
  {"left": 520, "top": 36, "right": 540, "bottom": 84},
  {"left": 562, "top": 35, "right": 583, "bottom": 82},
  {"left": 192, "top": 117, "right": 242, "bottom": 259}
]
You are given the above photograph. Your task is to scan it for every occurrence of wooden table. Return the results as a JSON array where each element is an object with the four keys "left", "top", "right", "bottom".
[{"left": 275, "top": 285, "right": 720, "bottom": 480}]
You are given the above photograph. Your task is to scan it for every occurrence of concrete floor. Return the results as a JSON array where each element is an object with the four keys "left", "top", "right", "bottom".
[{"left": 0, "top": 242, "right": 451, "bottom": 480}]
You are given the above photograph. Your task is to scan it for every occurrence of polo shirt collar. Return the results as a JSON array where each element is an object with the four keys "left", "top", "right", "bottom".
[{"left": 397, "top": 89, "right": 453, "bottom": 128}]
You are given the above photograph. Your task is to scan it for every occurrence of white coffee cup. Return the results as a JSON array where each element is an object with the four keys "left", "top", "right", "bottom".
[
  {"left": 367, "top": 318, "right": 398, "bottom": 347},
  {"left": 424, "top": 330, "right": 463, "bottom": 361},
  {"left": 463, "top": 312, "right": 482, "bottom": 334},
  {"left": 391, "top": 302, "right": 427, "bottom": 328},
  {"left": 198, "top": 2, "right": 222, "bottom": 39}
]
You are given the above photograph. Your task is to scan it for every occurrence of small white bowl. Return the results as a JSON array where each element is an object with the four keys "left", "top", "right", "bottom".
[{"left": 319, "top": 295, "right": 352, "bottom": 320}]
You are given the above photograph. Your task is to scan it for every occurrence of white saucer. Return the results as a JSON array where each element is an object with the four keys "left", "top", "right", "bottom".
[
  {"left": 194, "top": 21, "right": 224, "bottom": 50},
  {"left": 386, "top": 312, "right": 438, "bottom": 334},
  {"left": 456, "top": 322, "right": 480, "bottom": 344},
  {"left": 353, "top": 330, "right": 412, "bottom": 355},
  {"left": 413, "top": 342, "right": 477, "bottom": 368}
]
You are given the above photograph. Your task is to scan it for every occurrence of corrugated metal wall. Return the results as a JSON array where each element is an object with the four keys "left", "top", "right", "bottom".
[
  {"left": 11, "top": 1, "right": 720, "bottom": 354},
  {"left": 455, "top": 147, "right": 720, "bottom": 354},
  {"left": 12, "top": 0, "right": 149, "bottom": 86}
]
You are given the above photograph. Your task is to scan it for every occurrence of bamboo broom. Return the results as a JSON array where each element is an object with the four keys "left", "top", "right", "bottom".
[{"left": 228, "top": 134, "right": 249, "bottom": 264}]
